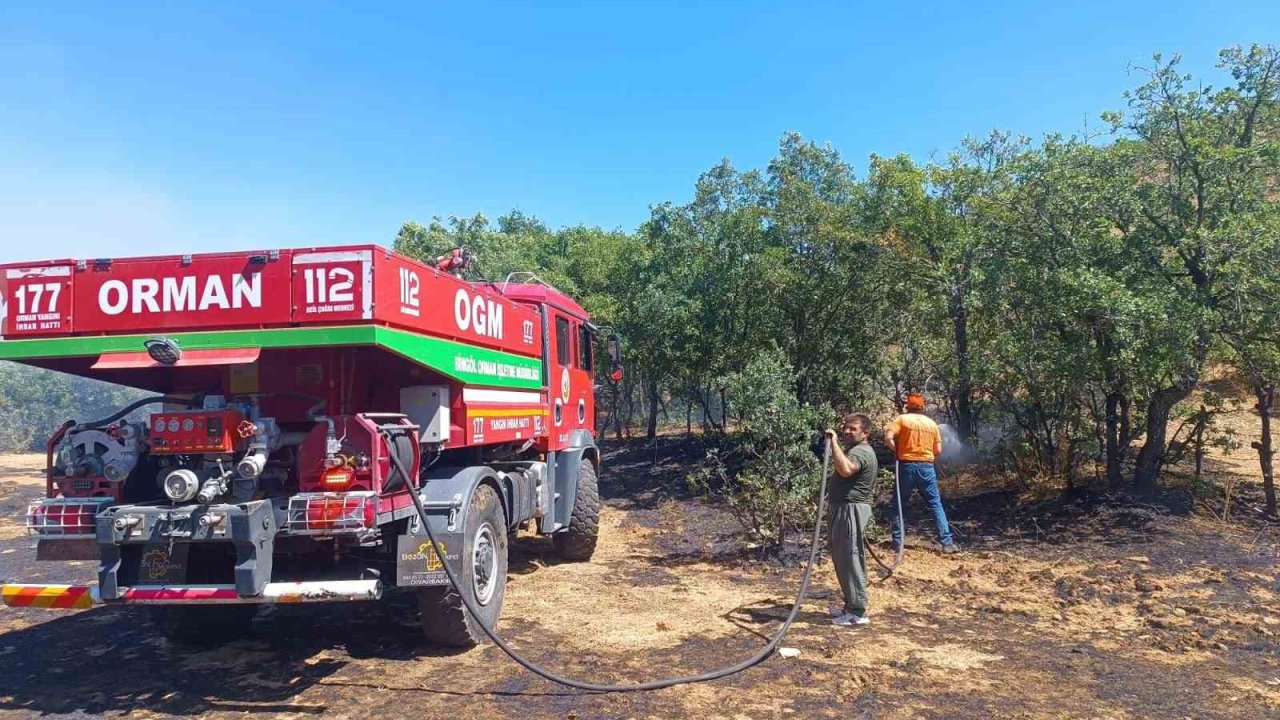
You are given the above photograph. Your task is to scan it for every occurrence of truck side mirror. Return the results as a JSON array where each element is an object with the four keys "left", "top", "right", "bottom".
[{"left": 606, "top": 333, "right": 624, "bottom": 383}]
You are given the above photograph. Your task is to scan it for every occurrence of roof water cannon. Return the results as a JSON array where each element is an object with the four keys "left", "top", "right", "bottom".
[{"left": 435, "top": 247, "right": 474, "bottom": 277}]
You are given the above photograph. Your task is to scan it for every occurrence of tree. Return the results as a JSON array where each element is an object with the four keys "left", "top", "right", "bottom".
[
  {"left": 689, "top": 350, "right": 828, "bottom": 552},
  {"left": 978, "top": 135, "right": 1188, "bottom": 485},
  {"left": 1220, "top": 191, "right": 1280, "bottom": 516},
  {"left": 863, "top": 139, "right": 1008, "bottom": 444},
  {"left": 0, "top": 363, "right": 147, "bottom": 452},
  {"left": 1101, "top": 45, "right": 1280, "bottom": 493},
  {"left": 764, "top": 133, "right": 889, "bottom": 407}
]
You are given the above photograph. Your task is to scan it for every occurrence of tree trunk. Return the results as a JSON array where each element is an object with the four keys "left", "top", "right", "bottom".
[
  {"left": 1105, "top": 389, "right": 1124, "bottom": 489},
  {"left": 1255, "top": 381, "right": 1276, "bottom": 517},
  {"left": 646, "top": 378, "right": 660, "bottom": 440},
  {"left": 695, "top": 385, "right": 722, "bottom": 432},
  {"left": 950, "top": 282, "right": 977, "bottom": 444},
  {"left": 1119, "top": 395, "right": 1132, "bottom": 447},
  {"left": 623, "top": 377, "right": 637, "bottom": 439},
  {"left": 1096, "top": 328, "right": 1128, "bottom": 489},
  {"left": 1133, "top": 383, "right": 1194, "bottom": 495},
  {"left": 1193, "top": 404, "right": 1208, "bottom": 482},
  {"left": 612, "top": 381, "right": 623, "bottom": 441},
  {"left": 1041, "top": 418, "right": 1056, "bottom": 476}
]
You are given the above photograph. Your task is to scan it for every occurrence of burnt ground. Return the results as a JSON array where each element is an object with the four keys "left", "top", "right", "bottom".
[{"left": 0, "top": 442, "right": 1277, "bottom": 720}]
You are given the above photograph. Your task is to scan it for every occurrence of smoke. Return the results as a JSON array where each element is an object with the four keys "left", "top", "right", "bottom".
[{"left": 937, "top": 423, "right": 977, "bottom": 465}]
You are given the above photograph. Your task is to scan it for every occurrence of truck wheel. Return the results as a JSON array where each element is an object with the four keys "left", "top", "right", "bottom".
[
  {"left": 150, "top": 605, "right": 258, "bottom": 646},
  {"left": 553, "top": 460, "right": 600, "bottom": 562},
  {"left": 418, "top": 484, "right": 507, "bottom": 647}
]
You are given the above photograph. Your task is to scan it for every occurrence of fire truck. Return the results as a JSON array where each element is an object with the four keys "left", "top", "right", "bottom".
[{"left": 0, "top": 246, "right": 619, "bottom": 646}]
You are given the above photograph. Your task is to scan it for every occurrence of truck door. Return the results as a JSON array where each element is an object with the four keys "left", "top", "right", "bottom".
[
  {"left": 549, "top": 311, "right": 594, "bottom": 448},
  {"left": 572, "top": 320, "right": 595, "bottom": 435}
]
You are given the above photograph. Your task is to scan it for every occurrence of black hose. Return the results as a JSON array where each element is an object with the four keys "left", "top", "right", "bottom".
[
  {"left": 74, "top": 395, "right": 193, "bottom": 430},
  {"left": 387, "top": 435, "right": 832, "bottom": 692},
  {"left": 863, "top": 459, "right": 906, "bottom": 577}
]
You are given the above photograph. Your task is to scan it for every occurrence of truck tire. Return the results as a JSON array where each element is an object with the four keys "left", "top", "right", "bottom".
[
  {"left": 150, "top": 605, "right": 258, "bottom": 646},
  {"left": 418, "top": 484, "right": 507, "bottom": 647},
  {"left": 553, "top": 459, "right": 600, "bottom": 562}
]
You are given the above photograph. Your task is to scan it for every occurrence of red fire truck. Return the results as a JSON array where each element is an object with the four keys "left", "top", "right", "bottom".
[{"left": 0, "top": 245, "right": 619, "bottom": 646}]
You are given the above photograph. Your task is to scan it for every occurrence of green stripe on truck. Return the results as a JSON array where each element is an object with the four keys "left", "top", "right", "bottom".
[{"left": 0, "top": 325, "right": 544, "bottom": 390}]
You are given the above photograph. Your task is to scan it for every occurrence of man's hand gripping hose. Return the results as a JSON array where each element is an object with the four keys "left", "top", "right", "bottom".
[{"left": 385, "top": 434, "right": 832, "bottom": 692}]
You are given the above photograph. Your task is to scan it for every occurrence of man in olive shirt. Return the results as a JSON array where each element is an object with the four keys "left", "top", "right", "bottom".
[{"left": 823, "top": 413, "right": 878, "bottom": 626}]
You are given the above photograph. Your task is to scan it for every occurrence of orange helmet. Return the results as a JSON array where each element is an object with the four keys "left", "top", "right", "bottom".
[{"left": 906, "top": 394, "right": 926, "bottom": 411}]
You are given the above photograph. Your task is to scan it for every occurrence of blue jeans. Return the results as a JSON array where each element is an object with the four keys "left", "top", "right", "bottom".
[{"left": 892, "top": 462, "right": 954, "bottom": 547}]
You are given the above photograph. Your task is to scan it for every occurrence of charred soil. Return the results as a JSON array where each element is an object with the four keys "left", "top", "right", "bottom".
[{"left": 0, "top": 442, "right": 1277, "bottom": 719}]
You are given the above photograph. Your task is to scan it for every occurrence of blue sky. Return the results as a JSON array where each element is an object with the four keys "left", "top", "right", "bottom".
[{"left": 1, "top": 1, "right": 1276, "bottom": 262}]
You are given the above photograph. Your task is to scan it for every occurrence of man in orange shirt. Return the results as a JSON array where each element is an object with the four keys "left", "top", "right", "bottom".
[{"left": 885, "top": 394, "right": 958, "bottom": 553}]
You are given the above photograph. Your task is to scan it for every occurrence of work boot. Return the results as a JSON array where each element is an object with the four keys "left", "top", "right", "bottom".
[{"left": 941, "top": 543, "right": 961, "bottom": 555}]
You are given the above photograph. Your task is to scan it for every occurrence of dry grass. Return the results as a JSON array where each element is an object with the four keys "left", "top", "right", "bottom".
[
  {"left": 0, "top": 455, "right": 43, "bottom": 487},
  {"left": 0, "top": 413, "right": 1276, "bottom": 719}
]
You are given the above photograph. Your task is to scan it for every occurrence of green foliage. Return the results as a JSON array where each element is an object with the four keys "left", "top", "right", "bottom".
[
  {"left": 688, "top": 351, "right": 829, "bottom": 550},
  {"left": 393, "top": 212, "right": 634, "bottom": 328},
  {"left": 0, "top": 363, "right": 147, "bottom": 452},
  {"left": 1166, "top": 392, "right": 1244, "bottom": 470},
  {"left": 2, "top": 43, "right": 1275, "bottom": 513}
]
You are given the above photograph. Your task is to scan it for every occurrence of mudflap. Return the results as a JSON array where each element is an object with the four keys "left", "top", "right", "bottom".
[
  {"left": 395, "top": 531, "right": 463, "bottom": 587},
  {"left": 390, "top": 465, "right": 494, "bottom": 588}
]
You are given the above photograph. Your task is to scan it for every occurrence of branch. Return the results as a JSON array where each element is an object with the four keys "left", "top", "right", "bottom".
[{"left": 1237, "top": 53, "right": 1280, "bottom": 148}]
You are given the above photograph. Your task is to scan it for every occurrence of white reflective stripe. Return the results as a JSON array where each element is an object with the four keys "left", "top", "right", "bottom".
[
  {"left": 116, "top": 580, "right": 382, "bottom": 605},
  {"left": 462, "top": 388, "right": 542, "bottom": 404},
  {"left": 292, "top": 250, "right": 373, "bottom": 264},
  {"left": 261, "top": 580, "right": 382, "bottom": 602},
  {"left": 6, "top": 266, "right": 72, "bottom": 278}
]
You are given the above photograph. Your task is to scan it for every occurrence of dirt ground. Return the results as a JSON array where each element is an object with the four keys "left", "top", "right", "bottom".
[{"left": 1, "top": 438, "right": 1277, "bottom": 720}]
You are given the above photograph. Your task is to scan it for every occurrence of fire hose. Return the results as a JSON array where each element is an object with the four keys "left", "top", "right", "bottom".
[
  {"left": 389, "top": 434, "right": 916, "bottom": 690},
  {"left": 388, "top": 435, "right": 834, "bottom": 691},
  {"left": 73, "top": 395, "right": 195, "bottom": 430},
  {"left": 862, "top": 460, "right": 906, "bottom": 577}
]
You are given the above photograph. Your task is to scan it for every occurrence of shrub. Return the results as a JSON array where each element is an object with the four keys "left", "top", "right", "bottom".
[{"left": 689, "top": 351, "right": 830, "bottom": 552}]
